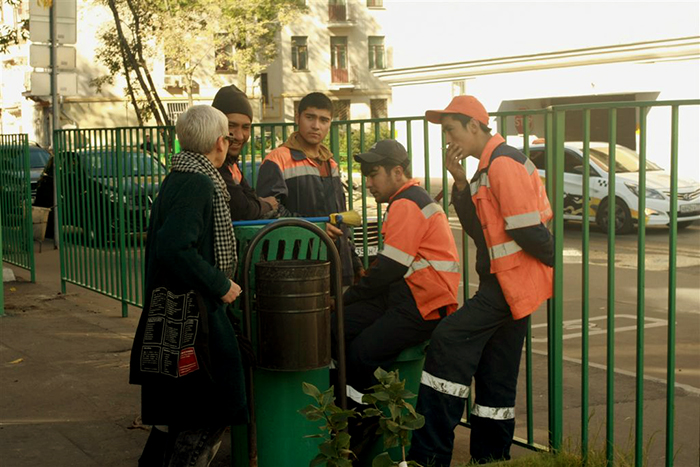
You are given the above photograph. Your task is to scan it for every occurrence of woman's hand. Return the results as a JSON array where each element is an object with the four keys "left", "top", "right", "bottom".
[
  {"left": 221, "top": 279, "right": 242, "bottom": 303},
  {"left": 445, "top": 143, "right": 468, "bottom": 192}
]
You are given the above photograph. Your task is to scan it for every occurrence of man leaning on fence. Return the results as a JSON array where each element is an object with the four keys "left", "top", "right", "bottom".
[
  {"left": 408, "top": 96, "right": 554, "bottom": 466},
  {"left": 129, "top": 105, "right": 247, "bottom": 467},
  {"left": 211, "top": 84, "right": 279, "bottom": 221}
]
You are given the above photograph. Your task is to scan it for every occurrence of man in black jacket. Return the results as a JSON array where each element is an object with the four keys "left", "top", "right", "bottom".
[{"left": 211, "top": 84, "right": 278, "bottom": 220}]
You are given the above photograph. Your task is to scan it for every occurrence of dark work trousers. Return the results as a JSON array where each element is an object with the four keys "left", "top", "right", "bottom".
[
  {"left": 408, "top": 288, "right": 529, "bottom": 467},
  {"left": 332, "top": 281, "right": 441, "bottom": 402}
]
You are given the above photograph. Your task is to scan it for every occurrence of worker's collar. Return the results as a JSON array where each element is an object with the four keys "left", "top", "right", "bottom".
[
  {"left": 389, "top": 179, "right": 420, "bottom": 202},
  {"left": 477, "top": 133, "right": 506, "bottom": 171}
]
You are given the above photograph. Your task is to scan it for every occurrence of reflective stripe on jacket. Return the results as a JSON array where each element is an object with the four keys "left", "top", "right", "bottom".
[
  {"left": 471, "top": 134, "right": 553, "bottom": 319},
  {"left": 381, "top": 180, "right": 460, "bottom": 320}
]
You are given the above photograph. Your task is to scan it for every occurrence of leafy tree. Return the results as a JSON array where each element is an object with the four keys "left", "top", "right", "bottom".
[
  {"left": 0, "top": 0, "right": 28, "bottom": 54},
  {"left": 92, "top": 0, "right": 305, "bottom": 125}
]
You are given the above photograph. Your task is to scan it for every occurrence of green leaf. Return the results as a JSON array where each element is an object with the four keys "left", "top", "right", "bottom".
[
  {"left": 335, "top": 431, "right": 351, "bottom": 448},
  {"left": 385, "top": 420, "right": 400, "bottom": 433},
  {"left": 299, "top": 405, "right": 323, "bottom": 421},
  {"left": 372, "top": 452, "right": 396, "bottom": 467},
  {"left": 363, "top": 408, "right": 382, "bottom": 417},
  {"left": 372, "top": 391, "right": 390, "bottom": 402},
  {"left": 303, "top": 382, "right": 322, "bottom": 399},
  {"left": 383, "top": 433, "right": 399, "bottom": 449},
  {"left": 373, "top": 367, "right": 390, "bottom": 381}
]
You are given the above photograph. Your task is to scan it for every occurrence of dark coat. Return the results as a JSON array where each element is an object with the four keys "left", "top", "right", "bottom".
[{"left": 129, "top": 171, "right": 248, "bottom": 428}]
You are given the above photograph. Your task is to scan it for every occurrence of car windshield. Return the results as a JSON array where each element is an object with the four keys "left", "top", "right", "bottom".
[
  {"left": 78, "top": 151, "right": 166, "bottom": 177},
  {"left": 29, "top": 148, "right": 50, "bottom": 169},
  {"left": 588, "top": 146, "right": 663, "bottom": 174}
]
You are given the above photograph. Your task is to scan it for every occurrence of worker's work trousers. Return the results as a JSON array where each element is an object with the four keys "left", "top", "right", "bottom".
[
  {"left": 333, "top": 281, "right": 441, "bottom": 403},
  {"left": 408, "top": 289, "right": 529, "bottom": 466}
]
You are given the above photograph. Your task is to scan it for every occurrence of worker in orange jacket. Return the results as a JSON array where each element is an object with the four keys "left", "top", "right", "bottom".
[
  {"left": 409, "top": 96, "right": 554, "bottom": 466},
  {"left": 336, "top": 139, "right": 460, "bottom": 406}
]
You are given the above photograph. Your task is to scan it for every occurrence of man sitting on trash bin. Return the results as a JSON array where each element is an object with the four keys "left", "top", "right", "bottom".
[
  {"left": 211, "top": 84, "right": 279, "bottom": 220},
  {"left": 337, "top": 139, "right": 461, "bottom": 403}
]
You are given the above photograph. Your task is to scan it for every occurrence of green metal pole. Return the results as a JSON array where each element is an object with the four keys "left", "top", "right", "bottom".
[
  {"left": 522, "top": 115, "right": 534, "bottom": 445},
  {"left": 423, "top": 119, "right": 430, "bottom": 195},
  {"left": 116, "top": 130, "right": 128, "bottom": 317},
  {"left": 23, "top": 136, "right": 35, "bottom": 283},
  {"left": 665, "top": 106, "right": 678, "bottom": 467},
  {"left": 634, "top": 107, "right": 647, "bottom": 467},
  {"left": 549, "top": 110, "right": 565, "bottom": 452},
  {"left": 581, "top": 110, "right": 591, "bottom": 462},
  {"left": 606, "top": 109, "right": 617, "bottom": 467},
  {"left": 54, "top": 130, "right": 67, "bottom": 294}
]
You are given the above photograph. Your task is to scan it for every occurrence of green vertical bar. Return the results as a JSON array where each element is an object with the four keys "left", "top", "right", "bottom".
[
  {"left": 549, "top": 110, "right": 565, "bottom": 452},
  {"left": 634, "top": 106, "right": 647, "bottom": 467},
  {"left": 330, "top": 122, "right": 340, "bottom": 165},
  {"left": 544, "top": 112, "right": 554, "bottom": 202},
  {"left": 361, "top": 175, "right": 369, "bottom": 269},
  {"left": 116, "top": 130, "right": 128, "bottom": 317},
  {"left": 581, "top": 109, "right": 591, "bottom": 461},
  {"left": 606, "top": 108, "right": 617, "bottom": 467},
  {"left": 0, "top": 202, "right": 3, "bottom": 316},
  {"left": 23, "top": 135, "right": 35, "bottom": 282},
  {"left": 423, "top": 119, "right": 430, "bottom": 195},
  {"left": 441, "top": 131, "right": 448, "bottom": 213},
  {"left": 499, "top": 115, "right": 506, "bottom": 142},
  {"left": 55, "top": 130, "right": 67, "bottom": 294},
  {"left": 665, "top": 105, "right": 678, "bottom": 467},
  {"left": 522, "top": 113, "right": 535, "bottom": 443},
  {"left": 406, "top": 120, "right": 413, "bottom": 169}
]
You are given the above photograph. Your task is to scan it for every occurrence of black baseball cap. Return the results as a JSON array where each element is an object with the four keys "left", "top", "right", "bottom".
[{"left": 354, "top": 139, "right": 409, "bottom": 165}]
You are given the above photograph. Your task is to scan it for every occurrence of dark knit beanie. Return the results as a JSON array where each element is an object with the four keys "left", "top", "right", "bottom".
[{"left": 212, "top": 85, "right": 253, "bottom": 120}]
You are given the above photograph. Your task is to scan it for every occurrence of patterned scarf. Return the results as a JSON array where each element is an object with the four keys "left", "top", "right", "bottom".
[{"left": 170, "top": 151, "right": 236, "bottom": 279}]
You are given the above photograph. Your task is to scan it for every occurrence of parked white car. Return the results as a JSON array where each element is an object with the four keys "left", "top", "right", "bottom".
[{"left": 525, "top": 142, "right": 700, "bottom": 233}]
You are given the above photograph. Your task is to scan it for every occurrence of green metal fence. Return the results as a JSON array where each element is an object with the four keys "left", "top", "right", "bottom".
[
  {"left": 53, "top": 126, "right": 175, "bottom": 317},
  {"left": 0, "top": 134, "right": 35, "bottom": 285},
  {"left": 49, "top": 100, "right": 698, "bottom": 464}
]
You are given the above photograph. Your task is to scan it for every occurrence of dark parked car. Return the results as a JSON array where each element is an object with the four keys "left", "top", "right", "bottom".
[{"left": 49, "top": 149, "right": 167, "bottom": 246}]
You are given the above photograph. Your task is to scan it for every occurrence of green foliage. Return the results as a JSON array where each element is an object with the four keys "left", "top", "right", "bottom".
[
  {"left": 300, "top": 382, "right": 360, "bottom": 467},
  {"left": 362, "top": 368, "right": 425, "bottom": 467},
  {"left": 0, "top": 0, "right": 28, "bottom": 54},
  {"left": 329, "top": 122, "right": 394, "bottom": 173}
]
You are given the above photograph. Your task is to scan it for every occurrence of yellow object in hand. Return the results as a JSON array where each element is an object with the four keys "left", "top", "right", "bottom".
[{"left": 329, "top": 210, "right": 362, "bottom": 227}]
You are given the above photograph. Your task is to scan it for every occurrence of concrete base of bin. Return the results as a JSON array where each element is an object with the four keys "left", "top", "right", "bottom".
[
  {"left": 231, "top": 367, "right": 329, "bottom": 467},
  {"left": 355, "top": 341, "right": 428, "bottom": 466}
]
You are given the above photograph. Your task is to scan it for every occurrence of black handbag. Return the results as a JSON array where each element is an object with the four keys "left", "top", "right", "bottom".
[{"left": 130, "top": 277, "right": 213, "bottom": 385}]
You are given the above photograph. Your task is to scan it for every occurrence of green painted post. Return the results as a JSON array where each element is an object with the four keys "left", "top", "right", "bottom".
[
  {"left": 22, "top": 137, "right": 35, "bottom": 283},
  {"left": 606, "top": 108, "right": 617, "bottom": 467},
  {"left": 581, "top": 110, "right": 591, "bottom": 461},
  {"left": 116, "top": 130, "right": 128, "bottom": 317},
  {"left": 1, "top": 202, "right": 4, "bottom": 317},
  {"left": 423, "top": 119, "right": 430, "bottom": 195},
  {"left": 549, "top": 110, "right": 565, "bottom": 452},
  {"left": 634, "top": 107, "right": 648, "bottom": 467},
  {"left": 523, "top": 114, "right": 534, "bottom": 445},
  {"left": 665, "top": 106, "right": 679, "bottom": 467},
  {"left": 54, "top": 131, "right": 67, "bottom": 295}
]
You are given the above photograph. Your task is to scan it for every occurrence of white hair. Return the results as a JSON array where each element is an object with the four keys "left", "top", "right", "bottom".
[{"left": 176, "top": 105, "right": 228, "bottom": 155}]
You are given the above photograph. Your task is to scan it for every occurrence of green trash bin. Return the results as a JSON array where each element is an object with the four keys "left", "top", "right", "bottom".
[
  {"left": 355, "top": 341, "right": 429, "bottom": 466},
  {"left": 230, "top": 220, "right": 344, "bottom": 467}
]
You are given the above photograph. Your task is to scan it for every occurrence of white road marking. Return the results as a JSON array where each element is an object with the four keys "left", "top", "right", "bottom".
[{"left": 529, "top": 314, "right": 667, "bottom": 343}]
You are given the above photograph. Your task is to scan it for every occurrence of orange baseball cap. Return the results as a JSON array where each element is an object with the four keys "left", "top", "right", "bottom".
[{"left": 425, "top": 95, "right": 490, "bottom": 126}]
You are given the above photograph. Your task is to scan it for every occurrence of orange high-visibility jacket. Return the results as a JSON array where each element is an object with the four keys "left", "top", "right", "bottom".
[
  {"left": 380, "top": 180, "right": 461, "bottom": 320},
  {"left": 471, "top": 134, "right": 553, "bottom": 319}
]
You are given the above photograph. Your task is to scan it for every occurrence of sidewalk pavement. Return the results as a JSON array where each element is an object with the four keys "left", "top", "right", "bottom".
[{"left": 1, "top": 242, "right": 233, "bottom": 467}]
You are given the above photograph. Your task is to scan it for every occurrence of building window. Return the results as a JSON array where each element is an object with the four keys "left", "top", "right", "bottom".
[
  {"left": 370, "top": 99, "right": 387, "bottom": 119},
  {"left": 329, "top": 0, "right": 347, "bottom": 21},
  {"left": 215, "top": 35, "right": 238, "bottom": 74},
  {"left": 333, "top": 100, "right": 350, "bottom": 121},
  {"left": 367, "top": 0, "right": 382, "bottom": 7},
  {"left": 330, "top": 36, "right": 348, "bottom": 83},
  {"left": 368, "top": 36, "right": 385, "bottom": 70},
  {"left": 291, "top": 36, "right": 308, "bottom": 71}
]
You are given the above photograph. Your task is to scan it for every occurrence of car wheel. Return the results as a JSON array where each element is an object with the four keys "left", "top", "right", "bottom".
[
  {"left": 676, "top": 220, "right": 695, "bottom": 230},
  {"left": 596, "top": 197, "right": 633, "bottom": 234}
]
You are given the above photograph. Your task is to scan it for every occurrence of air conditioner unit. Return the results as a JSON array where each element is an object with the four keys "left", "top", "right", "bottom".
[{"left": 164, "top": 75, "right": 182, "bottom": 87}]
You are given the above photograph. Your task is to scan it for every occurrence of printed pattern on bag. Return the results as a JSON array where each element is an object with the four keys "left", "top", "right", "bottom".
[{"left": 140, "top": 287, "right": 201, "bottom": 378}]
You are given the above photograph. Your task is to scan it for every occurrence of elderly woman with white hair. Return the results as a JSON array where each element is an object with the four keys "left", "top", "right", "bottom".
[{"left": 129, "top": 105, "right": 247, "bottom": 466}]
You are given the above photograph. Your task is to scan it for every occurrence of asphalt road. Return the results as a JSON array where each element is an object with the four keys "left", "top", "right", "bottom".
[{"left": 448, "top": 219, "right": 700, "bottom": 465}]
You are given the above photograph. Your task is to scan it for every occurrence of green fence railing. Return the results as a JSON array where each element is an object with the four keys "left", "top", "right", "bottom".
[
  {"left": 53, "top": 126, "right": 175, "bottom": 317},
  {"left": 0, "top": 134, "right": 35, "bottom": 285},
  {"left": 49, "top": 100, "right": 698, "bottom": 464}
]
